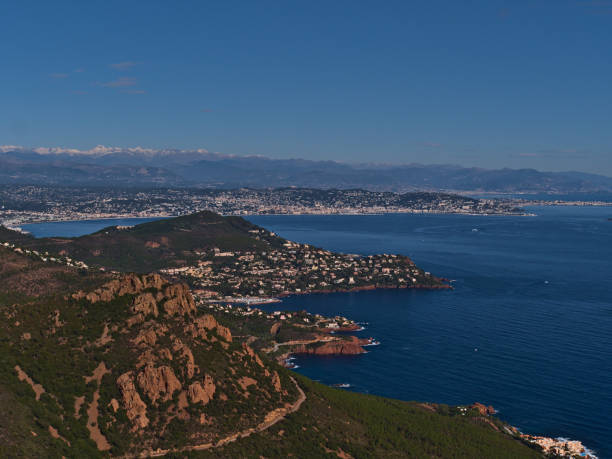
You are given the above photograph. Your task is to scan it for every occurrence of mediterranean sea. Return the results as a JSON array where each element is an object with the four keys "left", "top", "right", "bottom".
[
  {"left": 248, "top": 207, "right": 612, "bottom": 458},
  {"left": 21, "top": 206, "right": 612, "bottom": 457},
  {"left": 20, "top": 217, "right": 164, "bottom": 238}
]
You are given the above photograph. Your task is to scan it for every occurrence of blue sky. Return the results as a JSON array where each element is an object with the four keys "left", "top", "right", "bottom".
[{"left": 1, "top": 0, "right": 611, "bottom": 175}]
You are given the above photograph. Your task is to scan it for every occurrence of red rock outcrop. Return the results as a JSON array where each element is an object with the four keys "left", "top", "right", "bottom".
[
  {"left": 137, "top": 364, "right": 182, "bottom": 403},
  {"left": 74, "top": 273, "right": 166, "bottom": 303},
  {"left": 242, "top": 343, "right": 264, "bottom": 367},
  {"left": 132, "top": 292, "right": 159, "bottom": 317},
  {"left": 293, "top": 336, "right": 367, "bottom": 356},
  {"left": 270, "top": 322, "right": 281, "bottom": 336},
  {"left": 189, "top": 314, "right": 232, "bottom": 342},
  {"left": 471, "top": 402, "right": 496, "bottom": 416},
  {"left": 136, "top": 349, "right": 158, "bottom": 369},
  {"left": 188, "top": 374, "right": 216, "bottom": 405},
  {"left": 158, "top": 347, "right": 173, "bottom": 361},
  {"left": 134, "top": 328, "right": 159, "bottom": 348},
  {"left": 238, "top": 376, "right": 257, "bottom": 393},
  {"left": 161, "top": 283, "right": 195, "bottom": 316},
  {"left": 172, "top": 338, "right": 197, "bottom": 379},
  {"left": 109, "top": 398, "right": 119, "bottom": 413},
  {"left": 117, "top": 372, "right": 149, "bottom": 430},
  {"left": 272, "top": 371, "right": 282, "bottom": 393}
]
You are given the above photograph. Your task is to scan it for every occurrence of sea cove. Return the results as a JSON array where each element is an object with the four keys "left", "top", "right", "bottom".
[{"left": 21, "top": 206, "right": 612, "bottom": 457}]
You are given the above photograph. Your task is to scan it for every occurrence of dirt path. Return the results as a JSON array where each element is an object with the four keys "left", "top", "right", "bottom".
[
  {"left": 14, "top": 365, "right": 45, "bottom": 400},
  {"left": 84, "top": 362, "right": 112, "bottom": 451},
  {"left": 131, "top": 376, "right": 306, "bottom": 458}
]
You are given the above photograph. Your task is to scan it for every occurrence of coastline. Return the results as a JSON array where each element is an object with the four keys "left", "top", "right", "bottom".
[
  {"left": 8, "top": 200, "right": 612, "bottom": 230},
  {"left": 273, "top": 337, "right": 598, "bottom": 458},
  {"left": 277, "top": 282, "right": 453, "bottom": 298},
  {"left": 4, "top": 212, "right": 603, "bottom": 457},
  {"left": 2, "top": 208, "right": 533, "bottom": 228},
  {"left": 266, "top": 288, "right": 598, "bottom": 458}
]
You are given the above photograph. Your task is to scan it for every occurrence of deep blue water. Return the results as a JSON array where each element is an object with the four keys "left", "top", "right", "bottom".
[
  {"left": 469, "top": 192, "right": 612, "bottom": 202},
  {"left": 21, "top": 217, "right": 165, "bottom": 237},
  {"left": 520, "top": 192, "right": 612, "bottom": 202},
  {"left": 248, "top": 207, "right": 612, "bottom": 458},
  {"left": 21, "top": 207, "right": 612, "bottom": 457}
]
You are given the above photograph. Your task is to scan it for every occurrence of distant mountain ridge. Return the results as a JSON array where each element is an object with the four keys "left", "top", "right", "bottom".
[{"left": 2, "top": 146, "right": 611, "bottom": 193}]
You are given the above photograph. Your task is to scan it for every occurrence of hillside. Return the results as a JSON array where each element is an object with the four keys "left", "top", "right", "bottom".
[
  {"left": 0, "top": 247, "right": 543, "bottom": 458},
  {"left": 1, "top": 211, "right": 449, "bottom": 295},
  {"left": 7, "top": 211, "right": 279, "bottom": 272},
  {"left": 0, "top": 249, "right": 300, "bottom": 457}
]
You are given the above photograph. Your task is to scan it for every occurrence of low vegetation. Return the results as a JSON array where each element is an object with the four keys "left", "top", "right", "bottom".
[{"left": 0, "top": 225, "right": 544, "bottom": 458}]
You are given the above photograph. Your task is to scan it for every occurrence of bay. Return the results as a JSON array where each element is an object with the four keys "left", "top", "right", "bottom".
[
  {"left": 21, "top": 206, "right": 612, "bottom": 457},
  {"left": 21, "top": 217, "right": 165, "bottom": 238}
]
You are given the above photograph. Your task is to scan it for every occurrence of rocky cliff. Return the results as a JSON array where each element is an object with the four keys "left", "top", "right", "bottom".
[
  {"left": 0, "top": 246, "right": 553, "bottom": 459},
  {"left": 293, "top": 336, "right": 369, "bottom": 356},
  {"left": 2, "top": 270, "right": 299, "bottom": 457}
]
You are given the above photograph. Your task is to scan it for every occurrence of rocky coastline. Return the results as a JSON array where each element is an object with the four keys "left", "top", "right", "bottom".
[
  {"left": 520, "top": 434, "right": 596, "bottom": 458},
  {"left": 292, "top": 336, "right": 375, "bottom": 356},
  {"left": 268, "top": 300, "right": 597, "bottom": 458},
  {"left": 277, "top": 281, "right": 452, "bottom": 299},
  {"left": 462, "top": 403, "right": 596, "bottom": 458}
]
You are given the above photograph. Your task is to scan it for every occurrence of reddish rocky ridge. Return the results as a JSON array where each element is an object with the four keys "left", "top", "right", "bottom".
[
  {"left": 69, "top": 273, "right": 302, "bottom": 454},
  {"left": 292, "top": 336, "right": 372, "bottom": 356}
]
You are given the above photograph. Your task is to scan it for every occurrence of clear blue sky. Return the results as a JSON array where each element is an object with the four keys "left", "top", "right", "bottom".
[{"left": 1, "top": 0, "right": 611, "bottom": 175}]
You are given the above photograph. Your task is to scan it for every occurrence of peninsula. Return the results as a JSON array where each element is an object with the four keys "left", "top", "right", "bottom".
[{"left": 0, "top": 211, "right": 449, "bottom": 295}]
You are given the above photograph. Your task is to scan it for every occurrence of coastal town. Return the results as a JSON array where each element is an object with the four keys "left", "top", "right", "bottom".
[
  {"left": 0, "top": 208, "right": 448, "bottom": 300},
  {"left": 0, "top": 185, "right": 527, "bottom": 228},
  {"left": 159, "top": 235, "right": 447, "bottom": 298}
]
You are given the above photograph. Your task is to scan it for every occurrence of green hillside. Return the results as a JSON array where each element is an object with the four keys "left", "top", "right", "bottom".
[
  {"left": 1, "top": 211, "right": 449, "bottom": 296},
  {"left": 5, "top": 212, "right": 280, "bottom": 272},
  {"left": 192, "top": 374, "right": 542, "bottom": 459},
  {"left": 0, "top": 246, "right": 543, "bottom": 458}
]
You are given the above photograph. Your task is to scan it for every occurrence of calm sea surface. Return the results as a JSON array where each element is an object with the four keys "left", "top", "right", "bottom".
[
  {"left": 21, "top": 217, "right": 164, "bottom": 237},
  {"left": 22, "top": 207, "right": 612, "bottom": 457}
]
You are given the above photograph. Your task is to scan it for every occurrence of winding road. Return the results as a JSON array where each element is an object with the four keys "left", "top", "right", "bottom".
[{"left": 132, "top": 376, "right": 306, "bottom": 458}]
